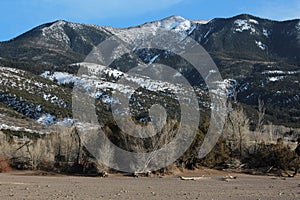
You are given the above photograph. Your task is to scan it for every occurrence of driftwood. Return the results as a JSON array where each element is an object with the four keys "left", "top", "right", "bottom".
[
  {"left": 179, "top": 176, "right": 211, "bottom": 181},
  {"left": 222, "top": 175, "right": 237, "bottom": 182}
]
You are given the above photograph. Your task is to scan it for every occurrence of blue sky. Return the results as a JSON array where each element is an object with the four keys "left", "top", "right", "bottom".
[{"left": 0, "top": 0, "right": 299, "bottom": 41}]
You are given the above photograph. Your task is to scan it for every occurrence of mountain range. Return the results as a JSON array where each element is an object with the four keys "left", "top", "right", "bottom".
[{"left": 0, "top": 14, "right": 299, "bottom": 131}]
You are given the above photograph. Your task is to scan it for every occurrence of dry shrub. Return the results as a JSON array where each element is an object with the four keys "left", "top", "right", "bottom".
[
  {"left": 199, "top": 138, "right": 231, "bottom": 168},
  {"left": 245, "top": 140, "right": 295, "bottom": 171},
  {"left": 0, "top": 131, "right": 12, "bottom": 172},
  {"left": 104, "top": 119, "right": 181, "bottom": 173},
  {"left": 178, "top": 129, "right": 231, "bottom": 169}
]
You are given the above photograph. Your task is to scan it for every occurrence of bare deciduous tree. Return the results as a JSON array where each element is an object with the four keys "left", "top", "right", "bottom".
[
  {"left": 25, "top": 136, "right": 55, "bottom": 170},
  {"left": 253, "top": 97, "right": 266, "bottom": 144},
  {"left": 224, "top": 102, "right": 250, "bottom": 158}
]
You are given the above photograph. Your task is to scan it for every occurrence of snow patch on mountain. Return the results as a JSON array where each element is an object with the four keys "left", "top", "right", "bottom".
[
  {"left": 0, "top": 67, "right": 24, "bottom": 75},
  {"left": 68, "top": 22, "right": 85, "bottom": 30},
  {"left": 262, "top": 70, "right": 300, "bottom": 75},
  {"left": 296, "top": 21, "right": 300, "bottom": 31},
  {"left": 234, "top": 19, "right": 257, "bottom": 34},
  {"left": 37, "top": 114, "right": 56, "bottom": 125},
  {"left": 255, "top": 41, "right": 266, "bottom": 50},
  {"left": 213, "top": 79, "right": 237, "bottom": 98},
  {"left": 56, "top": 118, "right": 74, "bottom": 126},
  {"left": 263, "top": 29, "right": 270, "bottom": 37},
  {"left": 268, "top": 76, "right": 284, "bottom": 82},
  {"left": 191, "top": 20, "right": 210, "bottom": 24},
  {"left": 113, "top": 15, "right": 196, "bottom": 46},
  {"left": 249, "top": 19, "right": 259, "bottom": 24},
  {"left": 41, "top": 71, "right": 80, "bottom": 85},
  {"left": 148, "top": 55, "right": 160, "bottom": 64},
  {"left": 98, "top": 16, "right": 200, "bottom": 60},
  {"left": 1, "top": 67, "right": 67, "bottom": 108},
  {"left": 41, "top": 63, "right": 206, "bottom": 108},
  {"left": 204, "top": 27, "right": 212, "bottom": 38},
  {"left": 42, "top": 93, "right": 66, "bottom": 107}
]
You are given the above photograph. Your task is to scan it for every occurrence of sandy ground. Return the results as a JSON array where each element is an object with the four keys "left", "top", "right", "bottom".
[{"left": 0, "top": 170, "right": 299, "bottom": 200}]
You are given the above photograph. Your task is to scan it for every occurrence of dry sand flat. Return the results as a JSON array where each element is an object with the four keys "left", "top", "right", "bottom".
[{"left": 0, "top": 170, "right": 299, "bottom": 200}]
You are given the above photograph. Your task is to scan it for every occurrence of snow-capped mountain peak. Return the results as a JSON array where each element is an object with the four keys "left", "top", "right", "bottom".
[
  {"left": 135, "top": 15, "right": 195, "bottom": 34},
  {"left": 41, "top": 20, "right": 71, "bottom": 44},
  {"left": 153, "top": 15, "right": 193, "bottom": 32}
]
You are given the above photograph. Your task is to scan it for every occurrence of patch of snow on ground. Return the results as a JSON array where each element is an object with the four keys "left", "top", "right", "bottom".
[
  {"left": 213, "top": 79, "right": 237, "bottom": 98},
  {"left": 173, "top": 72, "right": 182, "bottom": 77},
  {"left": 0, "top": 67, "right": 24, "bottom": 74},
  {"left": 56, "top": 118, "right": 74, "bottom": 126},
  {"left": 268, "top": 76, "right": 284, "bottom": 82},
  {"left": 187, "top": 25, "right": 196, "bottom": 35},
  {"left": 41, "top": 63, "right": 201, "bottom": 106},
  {"left": 204, "top": 28, "right": 212, "bottom": 38},
  {"left": 101, "top": 94, "right": 113, "bottom": 104},
  {"left": 94, "top": 91, "right": 103, "bottom": 99},
  {"left": 72, "top": 62, "right": 124, "bottom": 79},
  {"left": 148, "top": 55, "right": 160, "bottom": 65},
  {"left": 263, "top": 29, "right": 269, "bottom": 37},
  {"left": 37, "top": 114, "right": 56, "bottom": 125},
  {"left": 262, "top": 70, "right": 300, "bottom": 75},
  {"left": 255, "top": 41, "right": 266, "bottom": 50},
  {"left": 108, "top": 70, "right": 123, "bottom": 79},
  {"left": 41, "top": 71, "right": 80, "bottom": 84},
  {"left": 263, "top": 70, "right": 285, "bottom": 74}
]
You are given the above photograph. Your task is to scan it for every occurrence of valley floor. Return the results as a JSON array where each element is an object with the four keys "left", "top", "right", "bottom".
[{"left": 0, "top": 169, "right": 299, "bottom": 200}]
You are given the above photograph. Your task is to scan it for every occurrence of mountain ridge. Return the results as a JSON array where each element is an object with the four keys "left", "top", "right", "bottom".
[{"left": 2, "top": 13, "right": 300, "bottom": 43}]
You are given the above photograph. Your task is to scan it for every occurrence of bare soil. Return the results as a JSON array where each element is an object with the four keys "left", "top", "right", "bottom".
[{"left": 0, "top": 169, "right": 299, "bottom": 200}]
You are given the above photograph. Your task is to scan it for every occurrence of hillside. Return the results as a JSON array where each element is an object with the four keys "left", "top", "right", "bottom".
[{"left": 0, "top": 14, "right": 299, "bottom": 127}]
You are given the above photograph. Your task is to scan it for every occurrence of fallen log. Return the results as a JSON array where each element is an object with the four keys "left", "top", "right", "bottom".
[{"left": 179, "top": 176, "right": 211, "bottom": 180}]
